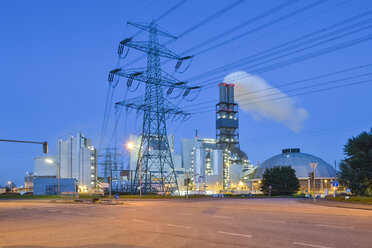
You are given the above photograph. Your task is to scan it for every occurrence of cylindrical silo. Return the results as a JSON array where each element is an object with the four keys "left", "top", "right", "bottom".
[
  {"left": 227, "top": 84, "right": 235, "bottom": 103},
  {"left": 211, "top": 149, "right": 223, "bottom": 176}
]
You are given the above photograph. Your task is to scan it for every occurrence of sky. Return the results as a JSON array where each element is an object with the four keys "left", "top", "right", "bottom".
[{"left": 1, "top": 0, "right": 372, "bottom": 186}]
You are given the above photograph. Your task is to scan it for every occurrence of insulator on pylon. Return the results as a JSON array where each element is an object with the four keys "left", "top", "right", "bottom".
[
  {"left": 120, "top": 37, "right": 132, "bottom": 45},
  {"left": 189, "top": 86, "right": 200, "bottom": 90},
  {"left": 118, "top": 44, "right": 124, "bottom": 55},
  {"left": 131, "top": 72, "right": 143, "bottom": 77},
  {"left": 167, "top": 87, "right": 174, "bottom": 95},
  {"left": 181, "top": 56, "right": 192, "bottom": 60},
  {"left": 183, "top": 89, "right": 191, "bottom": 96},
  {"left": 175, "top": 60, "right": 182, "bottom": 70},
  {"left": 108, "top": 73, "right": 114, "bottom": 82},
  {"left": 127, "top": 77, "right": 134, "bottom": 87}
]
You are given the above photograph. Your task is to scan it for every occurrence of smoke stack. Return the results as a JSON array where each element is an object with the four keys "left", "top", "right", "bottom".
[
  {"left": 218, "top": 83, "right": 227, "bottom": 103},
  {"left": 227, "top": 84, "right": 234, "bottom": 103}
]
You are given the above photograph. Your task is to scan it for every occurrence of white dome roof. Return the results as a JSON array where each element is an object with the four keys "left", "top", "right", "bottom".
[{"left": 253, "top": 148, "right": 336, "bottom": 179}]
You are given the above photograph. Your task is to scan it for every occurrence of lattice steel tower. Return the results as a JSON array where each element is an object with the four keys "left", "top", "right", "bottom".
[{"left": 108, "top": 21, "right": 197, "bottom": 194}]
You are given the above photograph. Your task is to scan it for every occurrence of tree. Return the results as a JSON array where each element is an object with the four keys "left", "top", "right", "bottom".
[
  {"left": 339, "top": 129, "right": 372, "bottom": 196},
  {"left": 260, "top": 166, "right": 300, "bottom": 196}
]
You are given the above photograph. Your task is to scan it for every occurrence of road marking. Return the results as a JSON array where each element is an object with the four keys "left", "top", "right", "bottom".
[
  {"left": 107, "top": 216, "right": 115, "bottom": 219},
  {"left": 131, "top": 219, "right": 146, "bottom": 223},
  {"left": 316, "top": 224, "right": 355, "bottom": 229},
  {"left": 262, "top": 219, "right": 286, "bottom": 223},
  {"left": 79, "top": 213, "right": 90, "bottom": 216},
  {"left": 293, "top": 242, "right": 333, "bottom": 248},
  {"left": 218, "top": 231, "right": 252, "bottom": 238},
  {"left": 47, "top": 210, "right": 56, "bottom": 213},
  {"left": 62, "top": 211, "right": 71, "bottom": 214},
  {"left": 166, "top": 224, "right": 191, "bottom": 229},
  {"left": 213, "top": 215, "right": 233, "bottom": 219}
]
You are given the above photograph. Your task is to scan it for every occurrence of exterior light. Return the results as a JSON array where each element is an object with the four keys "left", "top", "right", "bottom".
[
  {"left": 45, "top": 158, "right": 54, "bottom": 164},
  {"left": 126, "top": 142, "right": 135, "bottom": 150}
]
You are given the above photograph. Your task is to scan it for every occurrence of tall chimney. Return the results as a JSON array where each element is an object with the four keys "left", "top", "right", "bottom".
[
  {"left": 218, "top": 83, "right": 227, "bottom": 103},
  {"left": 227, "top": 84, "right": 234, "bottom": 103}
]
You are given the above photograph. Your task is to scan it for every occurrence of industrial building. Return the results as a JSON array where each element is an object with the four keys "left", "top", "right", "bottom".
[
  {"left": 246, "top": 148, "right": 337, "bottom": 194},
  {"left": 181, "top": 137, "right": 222, "bottom": 192},
  {"left": 29, "top": 133, "right": 98, "bottom": 194},
  {"left": 57, "top": 133, "right": 98, "bottom": 190},
  {"left": 33, "top": 177, "right": 77, "bottom": 195}
]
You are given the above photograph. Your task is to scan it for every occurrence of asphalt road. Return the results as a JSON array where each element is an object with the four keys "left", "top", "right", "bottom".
[{"left": 0, "top": 198, "right": 371, "bottom": 248}]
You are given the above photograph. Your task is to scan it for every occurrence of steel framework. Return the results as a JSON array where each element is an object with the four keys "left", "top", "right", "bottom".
[{"left": 109, "top": 21, "right": 197, "bottom": 194}]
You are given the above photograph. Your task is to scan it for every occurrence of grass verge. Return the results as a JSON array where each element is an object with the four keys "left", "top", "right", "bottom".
[{"left": 327, "top": 196, "right": 372, "bottom": 204}]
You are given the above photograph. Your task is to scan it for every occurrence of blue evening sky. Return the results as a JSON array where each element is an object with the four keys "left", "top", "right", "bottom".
[{"left": 1, "top": 0, "right": 372, "bottom": 186}]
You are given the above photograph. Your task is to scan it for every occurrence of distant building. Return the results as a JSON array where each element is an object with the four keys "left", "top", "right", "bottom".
[
  {"left": 181, "top": 137, "right": 223, "bottom": 192},
  {"left": 33, "top": 177, "right": 77, "bottom": 195},
  {"left": 24, "top": 172, "right": 34, "bottom": 190},
  {"left": 126, "top": 134, "right": 249, "bottom": 193},
  {"left": 128, "top": 134, "right": 182, "bottom": 171},
  {"left": 57, "top": 133, "right": 98, "bottom": 190}
]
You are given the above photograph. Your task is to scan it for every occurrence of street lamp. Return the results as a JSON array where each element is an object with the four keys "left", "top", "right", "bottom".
[
  {"left": 126, "top": 141, "right": 142, "bottom": 198},
  {"left": 45, "top": 158, "right": 60, "bottom": 197}
]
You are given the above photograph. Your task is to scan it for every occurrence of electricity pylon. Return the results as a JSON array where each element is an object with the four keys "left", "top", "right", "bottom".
[{"left": 108, "top": 21, "right": 198, "bottom": 194}]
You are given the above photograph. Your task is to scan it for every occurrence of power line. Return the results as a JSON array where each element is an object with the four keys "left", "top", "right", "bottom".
[
  {"left": 180, "top": 64, "right": 372, "bottom": 110},
  {"left": 192, "top": 0, "right": 351, "bottom": 66},
  {"left": 180, "top": 0, "right": 299, "bottom": 55},
  {"left": 190, "top": 78, "right": 372, "bottom": 115},
  {"left": 131, "top": 0, "right": 188, "bottom": 38},
  {"left": 121, "top": 0, "right": 246, "bottom": 67},
  {"left": 128, "top": 0, "right": 156, "bottom": 22},
  {"left": 177, "top": 0, "right": 246, "bottom": 39},
  {"left": 156, "top": 0, "right": 188, "bottom": 23},
  {"left": 187, "top": 9, "right": 372, "bottom": 84},
  {"left": 193, "top": 31, "right": 372, "bottom": 92},
  {"left": 191, "top": 0, "right": 326, "bottom": 57},
  {"left": 242, "top": 120, "right": 372, "bottom": 146}
]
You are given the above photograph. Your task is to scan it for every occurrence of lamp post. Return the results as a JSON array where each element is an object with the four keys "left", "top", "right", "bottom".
[
  {"left": 126, "top": 142, "right": 142, "bottom": 198},
  {"left": 310, "top": 163, "right": 318, "bottom": 203},
  {"left": 7, "top": 181, "right": 11, "bottom": 192},
  {"left": 45, "top": 158, "right": 60, "bottom": 197}
]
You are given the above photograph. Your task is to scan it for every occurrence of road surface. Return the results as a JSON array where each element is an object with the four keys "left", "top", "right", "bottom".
[{"left": 0, "top": 198, "right": 371, "bottom": 247}]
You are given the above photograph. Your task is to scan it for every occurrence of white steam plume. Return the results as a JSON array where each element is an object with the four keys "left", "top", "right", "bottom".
[{"left": 224, "top": 71, "right": 308, "bottom": 132}]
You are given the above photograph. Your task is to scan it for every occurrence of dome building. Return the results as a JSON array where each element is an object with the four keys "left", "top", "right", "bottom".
[{"left": 248, "top": 148, "right": 337, "bottom": 194}]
